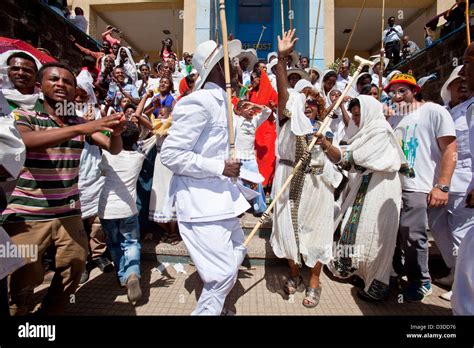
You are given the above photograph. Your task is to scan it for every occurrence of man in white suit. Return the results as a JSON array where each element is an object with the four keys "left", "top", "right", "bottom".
[{"left": 161, "top": 40, "right": 251, "bottom": 315}]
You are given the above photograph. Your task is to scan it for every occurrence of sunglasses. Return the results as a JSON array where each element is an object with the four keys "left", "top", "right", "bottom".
[
  {"left": 306, "top": 98, "right": 319, "bottom": 106},
  {"left": 388, "top": 87, "right": 411, "bottom": 98}
]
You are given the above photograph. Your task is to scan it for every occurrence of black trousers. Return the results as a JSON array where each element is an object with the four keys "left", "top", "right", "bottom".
[
  {"left": 0, "top": 277, "right": 9, "bottom": 317},
  {"left": 385, "top": 41, "right": 401, "bottom": 66}
]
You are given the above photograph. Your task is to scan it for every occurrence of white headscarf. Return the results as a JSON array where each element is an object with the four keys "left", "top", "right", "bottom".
[
  {"left": 115, "top": 47, "right": 138, "bottom": 84},
  {"left": 0, "top": 50, "right": 43, "bottom": 110},
  {"left": 346, "top": 95, "right": 405, "bottom": 173},
  {"left": 76, "top": 70, "right": 97, "bottom": 105},
  {"left": 76, "top": 70, "right": 101, "bottom": 120},
  {"left": 441, "top": 66, "right": 463, "bottom": 106}
]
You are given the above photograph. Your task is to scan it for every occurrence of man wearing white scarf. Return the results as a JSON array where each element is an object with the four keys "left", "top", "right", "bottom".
[
  {"left": 328, "top": 95, "right": 405, "bottom": 301},
  {"left": 115, "top": 47, "right": 138, "bottom": 85},
  {"left": 0, "top": 51, "right": 42, "bottom": 111}
]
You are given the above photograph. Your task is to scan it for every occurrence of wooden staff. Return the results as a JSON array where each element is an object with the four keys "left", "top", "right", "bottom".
[
  {"left": 256, "top": 26, "right": 267, "bottom": 53},
  {"left": 218, "top": 0, "right": 236, "bottom": 162},
  {"left": 338, "top": 0, "right": 367, "bottom": 72},
  {"left": 378, "top": 0, "right": 385, "bottom": 100},
  {"left": 280, "top": 0, "right": 285, "bottom": 36},
  {"left": 214, "top": 0, "right": 219, "bottom": 44},
  {"left": 466, "top": 0, "right": 471, "bottom": 46},
  {"left": 244, "top": 55, "right": 375, "bottom": 247},
  {"left": 377, "top": 50, "right": 385, "bottom": 100},
  {"left": 311, "top": 0, "right": 322, "bottom": 65}
]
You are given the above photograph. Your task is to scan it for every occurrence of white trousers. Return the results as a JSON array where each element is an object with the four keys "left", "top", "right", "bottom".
[
  {"left": 452, "top": 229, "right": 474, "bottom": 315},
  {"left": 178, "top": 217, "right": 247, "bottom": 315},
  {"left": 428, "top": 194, "right": 474, "bottom": 269}
]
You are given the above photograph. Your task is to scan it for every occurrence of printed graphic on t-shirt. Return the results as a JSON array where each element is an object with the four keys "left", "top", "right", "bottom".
[{"left": 397, "top": 124, "right": 419, "bottom": 176}]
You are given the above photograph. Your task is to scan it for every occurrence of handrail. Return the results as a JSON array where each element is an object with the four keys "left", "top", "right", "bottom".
[
  {"left": 389, "top": 24, "right": 467, "bottom": 72},
  {"left": 38, "top": 0, "right": 102, "bottom": 50}
]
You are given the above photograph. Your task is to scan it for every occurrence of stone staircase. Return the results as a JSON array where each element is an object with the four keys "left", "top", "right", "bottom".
[
  {"left": 141, "top": 213, "right": 281, "bottom": 265},
  {"left": 141, "top": 213, "right": 441, "bottom": 266}
]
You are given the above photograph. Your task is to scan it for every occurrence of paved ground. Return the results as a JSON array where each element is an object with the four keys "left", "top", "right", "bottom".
[{"left": 32, "top": 260, "right": 452, "bottom": 316}]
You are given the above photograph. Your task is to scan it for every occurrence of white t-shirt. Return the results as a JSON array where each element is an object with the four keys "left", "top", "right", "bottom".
[
  {"left": 389, "top": 102, "right": 456, "bottom": 193},
  {"left": 98, "top": 150, "right": 145, "bottom": 219}
]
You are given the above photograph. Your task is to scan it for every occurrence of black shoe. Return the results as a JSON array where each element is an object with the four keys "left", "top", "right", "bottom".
[
  {"left": 94, "top": 256, "right": 114, "bottom": 273},
  {"left": 79, "top": 269, "right": 89, "bottom": 284},
  {"left": 126, "top": 274, "right": 142, "bottom": 303}
]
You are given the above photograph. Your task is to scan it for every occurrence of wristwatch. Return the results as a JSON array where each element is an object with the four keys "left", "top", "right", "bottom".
[{"left": 434, "top": 184, "right": 450, "bottom": 193}]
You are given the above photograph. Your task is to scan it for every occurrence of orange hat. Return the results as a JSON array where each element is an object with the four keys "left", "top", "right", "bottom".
[{"left": 384, "top": 73, "right": 421, "bottom": 94}]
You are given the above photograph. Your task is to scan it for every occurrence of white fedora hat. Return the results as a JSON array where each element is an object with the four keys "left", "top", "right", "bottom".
[
  {"left": 441, "top": 65, "right": 463, "bottom": 105},
  {"left": 267, "top": 58, "right": 278, "bottom": 73},
  {"left": 369, "top": 56, "right": 390, "bottom": 75},
  {"left": 306, "top": 66, "right": 324, "bottom": 84},
  {"left": 287, "top": 68, "right": 311, "bottom": 82},
  {"left": 237, "top": 48, "right": 258, "bottom": 72},
  {"left": 193, "top": 39, "right": 242, "bottom": 90},
  {"left": 267, "top": 51, "right": 278, "bottom": 63}
]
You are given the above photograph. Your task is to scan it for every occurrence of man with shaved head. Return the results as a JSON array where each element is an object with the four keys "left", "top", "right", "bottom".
[{"left": 451, "top": 43, "right": 474, "bottom": 315}]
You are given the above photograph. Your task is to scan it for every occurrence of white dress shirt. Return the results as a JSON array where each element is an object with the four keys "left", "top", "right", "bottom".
[
  {"left": 383, "top": 25, "right": 403, "bottom": 44},
  {"left": 446, "top": 98, "right": 474, "bottom": 194},
  {"left": 336, "top": 74, "right": 352, "bottom": 92},
  {"left": 161, "top": 82, "right": 250, "bottom": 223}
]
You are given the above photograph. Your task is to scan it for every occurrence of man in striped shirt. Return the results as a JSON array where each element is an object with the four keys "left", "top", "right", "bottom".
[{"left": 1, "top": 62, "right": 125, "bottom": 315}]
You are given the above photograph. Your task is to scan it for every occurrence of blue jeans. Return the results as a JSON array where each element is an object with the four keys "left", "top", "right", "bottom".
[
  {"left": 100, "top": 215, "right": 141, "bottom": 285},
  {"left": 241, "top": 159, "right": 267, "bottom": 214}
]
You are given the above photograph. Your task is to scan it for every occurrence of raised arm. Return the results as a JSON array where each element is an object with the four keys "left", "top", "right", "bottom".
[
  {"left": 276, "top": 29, "right": 298, "bottom": 121},
  {"left": 17, "top": 114, "right": 123, "bottom": 151}
]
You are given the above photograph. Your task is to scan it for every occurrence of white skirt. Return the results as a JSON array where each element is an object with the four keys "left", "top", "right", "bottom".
[{"left": 149, "top": 138, "right": 176, "bottom": 223}]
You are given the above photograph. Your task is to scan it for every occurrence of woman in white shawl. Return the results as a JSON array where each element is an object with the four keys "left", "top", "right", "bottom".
[
  {"left": 115, "top": 47, "right": 138, "bottom": 85},
  {"left": 328, "top": 95, "right": 405, "bottom": 301},
  {"left": 271, "top": 29, "right": 342, "bottom": 308}
]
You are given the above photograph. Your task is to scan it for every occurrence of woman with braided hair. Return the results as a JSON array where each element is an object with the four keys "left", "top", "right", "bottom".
[{"left": 270, "top": 29, "right": 342, "bottom": 308}]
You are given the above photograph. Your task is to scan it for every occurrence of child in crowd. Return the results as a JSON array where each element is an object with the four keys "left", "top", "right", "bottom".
[
  {"left": 98, "top": 122, "right": 145, "bottom": 303},
  {"left": 234, "top": 100, "right": 271, "bottom": 215}
]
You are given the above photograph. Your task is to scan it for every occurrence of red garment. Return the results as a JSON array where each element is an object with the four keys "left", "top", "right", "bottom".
[{"left": 249, "top": 70, "right": 278, "bottom": 187}]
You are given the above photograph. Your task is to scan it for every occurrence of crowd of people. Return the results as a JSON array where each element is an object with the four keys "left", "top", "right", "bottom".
[{"left": 0, "top": 5, "right": 473, "bottom": 317}]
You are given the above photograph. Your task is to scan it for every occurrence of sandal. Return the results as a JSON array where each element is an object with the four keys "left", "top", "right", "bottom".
[
  {"left": 283, "top": 275, "right": 303, "bottom": 295},
  {"left": 167, "top": 234, "right": 181, "bottom": 246},
  {"left": 302, "top": 286, "right": 322, "bottom": 308}
]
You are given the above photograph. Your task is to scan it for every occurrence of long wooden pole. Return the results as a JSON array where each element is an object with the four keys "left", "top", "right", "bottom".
[
  {"left": 218, "top": 1, "right": 236, "bottom": 162},
  {"left": 378, "top": 0, "right": 385, "bottom": 100},
  {"left": 256, "top": 26, "right": 267, "bottom": 53},
  {"left": 214, "top": 0, "right": 219, "bottom": 44},
  {"left": 244, "top": 55, "right": 375, "bottom": 247},
  {"left": 280, "top": 0, "right": 285, "bottom": 36},
  {"left": 466, "top": 0, "right": 471, "bottom": 46},
  {"left": 311, "top": 0, "right": 322, "bottom": 65},
  {"left": 338, "top": 0, "right": 367, "bottom": 70}
]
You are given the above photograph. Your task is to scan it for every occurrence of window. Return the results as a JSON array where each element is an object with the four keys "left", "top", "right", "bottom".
[{"left": 238, "top": 0, "right": 272, "bottom": 23}]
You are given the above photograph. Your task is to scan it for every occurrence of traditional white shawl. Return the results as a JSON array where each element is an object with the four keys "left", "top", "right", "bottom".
[
  {"left": 0, "top": 50, "right": 43, "bottom": 110},
  {"left": 336, "top": 95, "right": 406, "bottom": 225},
  {"left": 115, "top": 47, "right": 138, "bottom": 84}
]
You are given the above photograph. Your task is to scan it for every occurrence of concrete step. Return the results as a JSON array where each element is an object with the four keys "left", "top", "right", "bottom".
[{"left": 141, "top": 213, "right": 442, "bottom": 266}]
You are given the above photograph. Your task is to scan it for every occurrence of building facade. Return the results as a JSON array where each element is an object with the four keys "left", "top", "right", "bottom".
[{"left": 70, "top": 0, "right": 455, "bottom": 68}]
